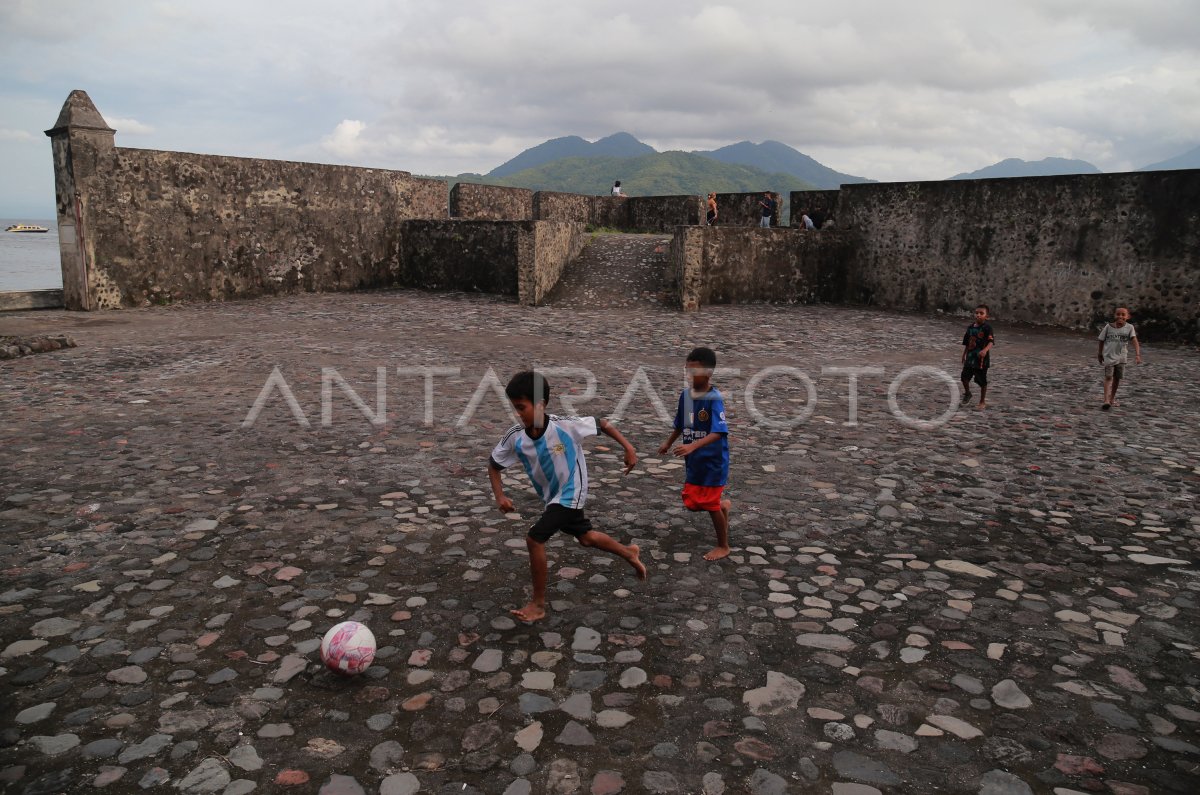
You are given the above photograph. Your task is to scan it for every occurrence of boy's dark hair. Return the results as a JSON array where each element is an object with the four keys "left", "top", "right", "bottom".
[
  {"left": 686, "top": 347, "right": 717, "bottom": 369},
  {"left": 505, "top": 371, "right": 550, "bottom": 404},
  {"left": 975, "top": 304, "right": 990, "bottom": 313}
]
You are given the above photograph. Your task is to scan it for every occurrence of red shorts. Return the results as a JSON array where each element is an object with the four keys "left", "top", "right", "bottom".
[{"left": 682, "top": 483, "right": 725, "bottom": 512}]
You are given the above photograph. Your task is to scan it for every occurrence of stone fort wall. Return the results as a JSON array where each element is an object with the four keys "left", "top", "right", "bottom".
[
  {"left": 798, "top": 171, "right": 1200, "bottom": 340},
  {"left": 44, "top": 92, "right": 1198, "bottom": 340}
]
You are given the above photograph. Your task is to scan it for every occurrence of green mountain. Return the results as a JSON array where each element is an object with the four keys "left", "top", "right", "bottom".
[
  {"left": 488, "top": 132, "right": 655, "bottom": 177},
  {"left": 464, "top": 151, "right": 818, "bottom": 198},
  {"left": 694, "top": 140, "right": 872, "bottom": 188}
]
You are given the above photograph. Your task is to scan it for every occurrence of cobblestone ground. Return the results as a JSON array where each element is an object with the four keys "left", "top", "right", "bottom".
[
  {"left": 1, "top": 284, "right": 1198, "bottom": 795},
  {"left": 545, "top": 234, "right": 673, "bottom": 308}
]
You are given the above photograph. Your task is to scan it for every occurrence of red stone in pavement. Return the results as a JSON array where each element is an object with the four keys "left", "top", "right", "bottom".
[
  {"left": 591, "top": 770, "right": 625, "bottom": 795},
  {"left": 1054, "top": 754, "right": 1105, "bottom": 776},
  {"left": 63, "top": 562, "right": 89, "bottom": 573},
  {"left": 274, "top": 770, "right": 310, "bottom": 786},
  {"left": 734, "top": 738, "right": 776, "bottom": 761},
  {"left": 196, "top": 632, "right": 220, "bottom": 648},
  {"left": 1105, "top": 782, "right": 1151, "bottom": 795},
  {"left": 653, "top": 674, "right": 672, "bottom": 687},
  {"left": 391, "top": 610, "right": 412, "bottom": 621},
  {"left": 402, "top": 693, "right": 432, "bottom": 711}
]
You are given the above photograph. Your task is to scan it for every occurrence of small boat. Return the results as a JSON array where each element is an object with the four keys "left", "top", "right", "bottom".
[{"left": 6, "top": 224, "right": 49, "bottom": 233}]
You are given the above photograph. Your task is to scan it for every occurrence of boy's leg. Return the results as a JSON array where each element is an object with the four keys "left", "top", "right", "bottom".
[
  {"left": 512, "top": 536, "right": 549, "bottom": 622},
  {"left": 960, "top": 367, "right": 972, "bottom": 404},
  {"left": 705, "top": 498, "right": 732, "bottom": 561},
  {"left": 976, "top": 371, "right": 988, "bottom": 410},
  {"left": 577, "top": 531, "right": 647, "bottom": 579},
  {"left": 1102, "top": 366, "right": 1114, "bottom": 408},
  {"left": 1110, "top": 366, "right": 1122, "bottom": 405}
]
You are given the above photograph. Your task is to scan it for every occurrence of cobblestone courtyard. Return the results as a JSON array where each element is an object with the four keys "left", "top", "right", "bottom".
[{"left": 2, "top": 285, "right": 1198, "bottom": 794}]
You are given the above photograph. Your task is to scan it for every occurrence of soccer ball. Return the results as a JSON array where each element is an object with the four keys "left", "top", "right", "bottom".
[{"left": 320, "top": 621, "right": 376, "bottom": 675}]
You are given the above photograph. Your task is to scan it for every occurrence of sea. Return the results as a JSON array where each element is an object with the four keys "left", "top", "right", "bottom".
[{"left": 0, "top": 218, "right": 63, "bottom": 291}]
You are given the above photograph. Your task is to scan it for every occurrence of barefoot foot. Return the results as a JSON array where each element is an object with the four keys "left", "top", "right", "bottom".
[
  {"left": 510, "top": 602, "right": 546, "bottom": 622},
  {"left": 626, "top": 544, "right": 647, "bottom": 580},
  {"left": 976, "top": 402, "right": 987, "bottom": 410},
  {"left": 703, "top": 546, "right": 731, "bottom": 561}
]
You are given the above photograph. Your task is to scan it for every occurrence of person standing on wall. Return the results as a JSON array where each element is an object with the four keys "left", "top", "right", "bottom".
[
  {"left": 612, "top": 180, "right": 626, "bottom": 197},
  {"left": 759, "top": 191, "right": 777, "bottom": 228},
  {"left": 706, "top": 193, "right": 719, "bottom": 225}
]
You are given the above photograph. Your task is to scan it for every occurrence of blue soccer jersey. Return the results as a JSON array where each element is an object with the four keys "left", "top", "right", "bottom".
[
  {"left": 490, "top": 415, "right": 597, "bottom": 509},
  {"left": 674, "top": 388, "right": 729, "bottom": 487}
]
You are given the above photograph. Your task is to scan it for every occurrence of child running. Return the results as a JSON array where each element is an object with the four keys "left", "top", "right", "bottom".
[
  {"left": 488, "top": 371, "right": 646, "bottom": 622},
  {"left": 1097, "top": 306, "right": 1142, "bottom": 410},
  {"left": 961, "top": 304, "right": 995, "bottom": 410},
  {"left": 658, "top": 347, "right": 732, "bottom": 561}
]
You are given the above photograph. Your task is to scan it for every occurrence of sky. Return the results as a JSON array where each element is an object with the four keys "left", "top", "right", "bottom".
[{"left": 1, "top": 0, "right": 1198, "bottom": 216}]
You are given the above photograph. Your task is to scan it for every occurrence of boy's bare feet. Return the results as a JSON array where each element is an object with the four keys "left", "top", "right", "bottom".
[
  {"left": 704, "top": 546, "right": 731, "bottom": 561},
  {"left": 1110, "top": 399, "right": 1119, "bottom": 407},
  {"left": 627, "top": 544, "right": 647, "bottom": 580},
  {"left": 510, "top": 602, "right": 546, "bottom": 622},
  {"left": 976, "top": 402, "right": 987, "bottom": 410},
  {"left": 961, "top": 390, "right": 971, "bottom": 405}
]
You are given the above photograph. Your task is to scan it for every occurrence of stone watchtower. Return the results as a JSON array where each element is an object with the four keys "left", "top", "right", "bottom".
[{"left": 44, "top": 90, "right": 116, "bottom": 310}]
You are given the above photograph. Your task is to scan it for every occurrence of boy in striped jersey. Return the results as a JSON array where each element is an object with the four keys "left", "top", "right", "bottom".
[{"left": 488, "top": 371, "right": 646, "bottom": 622}]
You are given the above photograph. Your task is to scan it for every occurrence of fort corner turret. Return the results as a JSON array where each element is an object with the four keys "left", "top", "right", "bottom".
[{"left": 45, "top": 90, "right": 117, "bottom": 311}]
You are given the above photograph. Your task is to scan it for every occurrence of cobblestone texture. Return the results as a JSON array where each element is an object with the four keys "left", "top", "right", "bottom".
[{"left": 1, "top": 280, "right": 1198, "bottom": 794}]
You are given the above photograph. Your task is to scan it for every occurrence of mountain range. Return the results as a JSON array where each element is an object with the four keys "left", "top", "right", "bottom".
[
  {"left": 442, "top": 136, "right": 1200, "bottom": 199},
  {"left": 949, "top": 157, "right": 1103, "bottom": 180},
  {"left": 485, "top": 134, "right": 869, "bottom": 190}
]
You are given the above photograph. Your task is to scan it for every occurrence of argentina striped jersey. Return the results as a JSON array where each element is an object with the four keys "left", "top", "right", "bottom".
[{"left": 490, "top": 415, "right": 598, "bottom": 509}]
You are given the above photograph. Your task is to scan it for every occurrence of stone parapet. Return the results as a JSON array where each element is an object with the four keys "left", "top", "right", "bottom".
[{"left": 450, "top": 182, "right": 534, "bottom": 220}]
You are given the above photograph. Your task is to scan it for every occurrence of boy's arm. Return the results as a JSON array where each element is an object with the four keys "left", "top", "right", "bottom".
[
  {"left": 487, "top": 460, "right": 514, "bottom": 512},
  {"left": 658, "top": 429, "right": 682, "bottom": 455},
  {"left": 1133, "top": 334, "right": 1142, "bottom": 363},
  {"left": 1097, "top": 340, "right": 1105, "bottom": 364},
  {"left": 673, "top": 431, "right": 725, "bottom": 457},
  {"left": 597, "top": 418, "right": 638, "bottom": 474}
]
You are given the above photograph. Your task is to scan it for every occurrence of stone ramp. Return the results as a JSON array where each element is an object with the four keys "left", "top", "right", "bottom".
[{"left": 545, "top": 232, "right": 673, "bottom": 308}]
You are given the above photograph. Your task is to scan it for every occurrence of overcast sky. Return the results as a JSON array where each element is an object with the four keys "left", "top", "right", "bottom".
[{"left": 1, "top": 0, "right": 1197, "bottom": 216}]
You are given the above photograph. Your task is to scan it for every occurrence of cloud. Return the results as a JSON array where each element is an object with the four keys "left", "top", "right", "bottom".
[
  {"left": 106, "top": 117, "right": 155, "bottom": 135},
  {"left": 0, "top": 128, "right": 35, "bottom": 142},
  {"left": 2, "top": 0, "right": 1199, "bottom": 200},
  {"left": 321, "top": 120, "right": 367, "bottom": 158}
]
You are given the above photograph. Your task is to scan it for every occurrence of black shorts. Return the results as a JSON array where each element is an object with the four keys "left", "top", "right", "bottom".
[
  {"left": 529, "top": 504, "right": 592, "bottom": 543},
  {"left": 960, "top": 365, "right": 988, "bottom": 387},
  {"left": 706, "top": 210, "right": 717, "bottom": 225}
]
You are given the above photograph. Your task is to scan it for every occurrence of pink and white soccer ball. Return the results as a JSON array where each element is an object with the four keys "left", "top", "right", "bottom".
[{"left": 320, "top": 621, "right": 376, "bottom": 675}]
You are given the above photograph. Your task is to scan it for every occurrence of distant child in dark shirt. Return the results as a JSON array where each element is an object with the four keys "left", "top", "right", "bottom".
[
  {"left": 658, "top": 347, "right": 731, "bottom": 561},
  {"left": 961, "top": 305, "right": 995, "bottom": 410}
]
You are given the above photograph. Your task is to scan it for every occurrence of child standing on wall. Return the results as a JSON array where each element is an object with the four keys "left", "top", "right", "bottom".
[
  {"left": 1097, "top": 307, "right": 1142, "bottom": 410},
  {"left": 658, "top": 347, "right": 732, "bottom": 561},
  {"left": 488, "top": 371, "right": 646, "bottom": 622},
  {"left": 961, "top": 304, "right": 995, "bottom": 410}
]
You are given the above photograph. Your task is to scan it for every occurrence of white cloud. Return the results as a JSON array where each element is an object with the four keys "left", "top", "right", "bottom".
[
  {"left": 0, "top": 128, "right": 35, "bottom": 142},
  {"left": 321, "top": 120, "right": 367, "bottom": 158},
  {"left": 106, "top": 117, "right": 155, "bottom": 135}
]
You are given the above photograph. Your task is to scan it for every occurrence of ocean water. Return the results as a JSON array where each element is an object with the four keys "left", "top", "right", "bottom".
[{"left": 0, "top": 218, "right": 62, "bottom": 291}]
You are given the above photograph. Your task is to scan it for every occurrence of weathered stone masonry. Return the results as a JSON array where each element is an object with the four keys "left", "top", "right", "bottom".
[
  {"left": 47, "top": 91, "right": 447, "bottom": 310},
  {"left": 794, "top": 173, "right": 1200, "bottom": 340},
  {"left": 44, "top": 91, "right": 1199, "bottom": 341}
]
